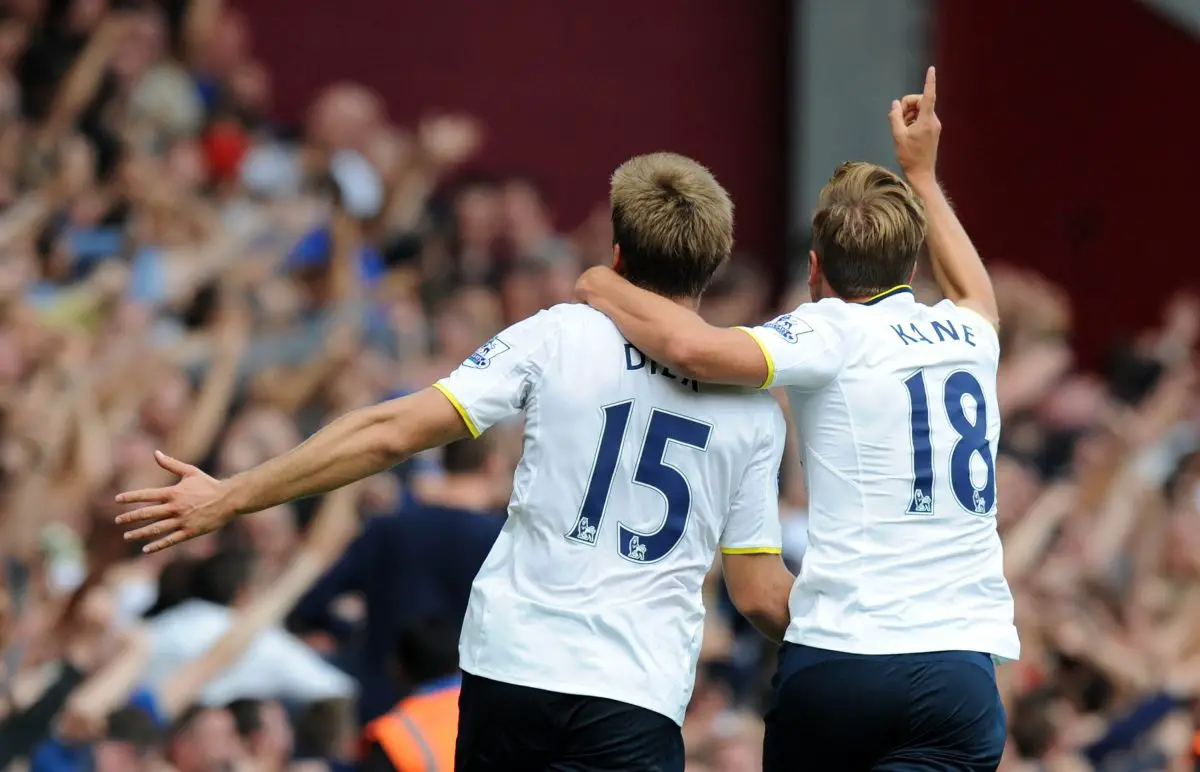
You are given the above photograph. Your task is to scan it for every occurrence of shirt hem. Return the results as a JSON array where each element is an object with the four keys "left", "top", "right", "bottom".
[
  {"left": 783, "top": 629, "right": 1020, "bottom": 663},
  {"left": 459, "top": 663, "right": 686, "bottom": 726}
]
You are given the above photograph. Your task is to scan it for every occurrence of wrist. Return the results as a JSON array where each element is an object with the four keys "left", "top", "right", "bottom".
[
  {"left": 905, "top": 170, "right": 938, "bottom": 194},
  {"left": 219, "top": 476, "right": 252, "bottom": 518}
]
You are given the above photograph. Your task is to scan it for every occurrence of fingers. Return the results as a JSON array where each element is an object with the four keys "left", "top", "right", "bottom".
[
  {"left": 114, "top": 503, "right": 176, "bottom": 526},
  {"left": 887, "top": 100, "right": 906, "bottom": 137},
  {"left": 114, "top": 487, "right": 173, "bottom": 506},
  {"left": 122, "top": 518, "right": 181, "bottom": 543},
  {"left": 143, "top": 529, "right": 199, "bottom": 555},
  {"left": 920, "top": 66, "right": 936, "bottom": 113},
  {"left": 155, "top": 450, "right": 198, "bottom": 478}
]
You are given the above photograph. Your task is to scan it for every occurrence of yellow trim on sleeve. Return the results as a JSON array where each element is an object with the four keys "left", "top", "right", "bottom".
[
  {"left": 735, "top": 326, "right": 775, "bottom": 390},
  {"left": 432, "top": 382, "right": 481, "bottom": 438},
  {"left": 720, "top": 546, "right": 784, "bottom": 555}
]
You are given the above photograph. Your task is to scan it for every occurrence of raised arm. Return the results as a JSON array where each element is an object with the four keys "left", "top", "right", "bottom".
[
  {"left": 888, "top": 67, "right": 999, "bottom": 328},
  {"left": 575, "top": 266, "right": 769, "bottom": 387}
]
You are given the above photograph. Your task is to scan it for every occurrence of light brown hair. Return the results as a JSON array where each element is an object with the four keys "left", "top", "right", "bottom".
[
  {"left": 610, "top": 152, "right": 733, "bottom": 298},
  {"left": 811, "top": 161, "right": 927, "bottom": 298}
]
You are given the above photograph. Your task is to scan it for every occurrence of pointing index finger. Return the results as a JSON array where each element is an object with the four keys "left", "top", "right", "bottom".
[{"left": 921, "top": 66, "right": 936, "bottom": 112}]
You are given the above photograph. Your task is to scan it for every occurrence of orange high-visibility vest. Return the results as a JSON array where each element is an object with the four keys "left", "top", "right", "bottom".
[{"left": 362, "top": 676, "right": 461, "bottom": 772}]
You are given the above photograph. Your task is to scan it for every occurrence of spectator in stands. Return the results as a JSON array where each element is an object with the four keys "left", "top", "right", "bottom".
[
  {"left": 0, "top": 1, "right": 1195, "bottom": 769},
  {"left": 360, "top": 616, "right": 462, "bottom": 772},
  {"left": 291, "top": 437, "right": 506, "bottom": 721}
]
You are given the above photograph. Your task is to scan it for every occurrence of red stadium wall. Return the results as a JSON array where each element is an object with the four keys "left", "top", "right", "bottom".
[
  {"left": 238, "top": 0, "right": 788, "bottom": 270},
  {"left": 934, "top": 0, "right": 1200, "bottom": 365}
]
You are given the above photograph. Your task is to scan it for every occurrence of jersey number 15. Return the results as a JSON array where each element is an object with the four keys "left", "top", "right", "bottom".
[
  {"left": 565, "top": 400, "right": 712, "bottom": 564},
  {"left": 904, "top": 369, "right": 996, "bottom": 516}
]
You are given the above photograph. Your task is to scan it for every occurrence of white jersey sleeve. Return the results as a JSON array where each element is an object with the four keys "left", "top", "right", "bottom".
[
  {"left": 433, "top": 310, "right": 558, "bottom": 437},
  {"left": 738, "top": 309, "right": 848, "bottom": 390},
  {"left": 938, "top": 300, "right": 1001, "bottom": 362},
  {"left": 719, "top": 407, "right": 786, "bottom": 554}
]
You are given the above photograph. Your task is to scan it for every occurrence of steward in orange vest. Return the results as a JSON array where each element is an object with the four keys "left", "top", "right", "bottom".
[
  {"left": 361, "top": 674, "right": 461, "bottom": 771},
  {"left": 361, "top": 617, "right": 462, "bottom": 772}
]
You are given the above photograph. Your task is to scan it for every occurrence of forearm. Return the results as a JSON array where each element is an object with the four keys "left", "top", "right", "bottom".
[
  {"left": 162, "top": 348, "right": 243, "bottom": 468},
  {"left": 0, "top": 660, "right": 86, "bottom": 765},
  {"left": 580, "top": 269, "right": 766, "bottom": 386},
  {"left": 908, "top": 175, "right": 996, "bottom": 323},
  {"left": 742, "top": 606, "right": 789, "bottom": 645},
  {"left": 223, "top": 389, "right": 464, "bottom": 517},
  {"left": 724, "top": 557, "right": 794, "bottom": 644},
  {"left": 64, "top": 630, "right": 150, "bottom": 721},
  {"left": 223, "top": 404, "right": 402, "bottom": 516},
  {"left": 581, "top": 270, "right": 705, "bottom": 367}
]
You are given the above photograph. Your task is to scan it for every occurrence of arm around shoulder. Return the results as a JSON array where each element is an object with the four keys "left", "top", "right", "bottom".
[
  {"left": 667, "top": 325, "right": 771, "bottom": 388},
  {"left": 577, "top": 266, "right": 769, "bottom": 387}
]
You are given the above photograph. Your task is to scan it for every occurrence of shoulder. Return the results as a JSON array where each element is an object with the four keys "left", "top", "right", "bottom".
[
  {"left": 929, "top": 298, "right": 1000, "bottom": 347},
  {"left": 543, "top": 302, "right": 625, "bottom": 337},
  {"left": 930, "top": 298, "right": 993, "bottom": 324},
  {"left": 543, "top": 302, "right": 606, "bottom": 324},
  {"left": 748, "top": 299, "right": 857, "bottom": 356},
  {"left": 505, "top": 303, "right": 616, "bottom": 344},
  {"left": 761, "top": 298, "right": 856, "bottom": 334}
]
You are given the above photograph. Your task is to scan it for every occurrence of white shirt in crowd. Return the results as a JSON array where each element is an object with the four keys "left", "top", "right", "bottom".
[
  {"left": 741, "top": 286, "right": 1020, "bottom": 662},
  {"left": 141, "top": 599, "right": 356, "bottom": 706},
  {"left": 435, "top": 303, "right": 785, "bottom": 725}
]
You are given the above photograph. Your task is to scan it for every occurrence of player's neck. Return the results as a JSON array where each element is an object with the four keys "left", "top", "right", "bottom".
[{"left": 844, "top": 284, "right": 913, "bottom": 304}]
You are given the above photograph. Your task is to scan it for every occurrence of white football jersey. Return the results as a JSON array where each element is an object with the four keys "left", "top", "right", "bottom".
[
  {"left": 741, "top": 286, "right": 1019, "bottom": 661},
  {"left": 435, "top": 303, "right": 786, "bottom": 724}
]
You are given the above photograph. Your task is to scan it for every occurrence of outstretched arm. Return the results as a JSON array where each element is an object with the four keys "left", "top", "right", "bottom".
[
  {"left": 575, "top": 267, "right": 769, "bottom": 387},
  {"left": 889, "top": 67, "right": 999, "bottom": 328},
  {"left": 117, "top": 310, "right": 560, "bottom": 553},
  {"left": 116, "top": 388, "right": 469, "bottom": 553}
]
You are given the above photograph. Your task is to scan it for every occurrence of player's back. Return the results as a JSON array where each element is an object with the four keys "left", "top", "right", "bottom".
[
  {"left": 754, "top": 287, "right": 1018, "bottom": 661},
  {"left": 440, "top": 304, "right": 784, "bottom": 724}
]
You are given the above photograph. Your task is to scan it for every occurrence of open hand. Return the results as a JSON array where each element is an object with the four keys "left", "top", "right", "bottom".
[
  {"left": 418, "top": 113, "right": 483, "bottom": 168},
  {"left": 888, "top": 66, "right": 940, "bottom": 182},
  {"left": 114, "top": 451, "right": 236, "bottom": 553}
]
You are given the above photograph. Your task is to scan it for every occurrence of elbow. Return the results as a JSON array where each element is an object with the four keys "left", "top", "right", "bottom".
[
  {"left": 366, "top": 406, "right": 413, "bottom": 468},
  {"left": 731, "top": 588, "right": 779, "bottom": 624}
]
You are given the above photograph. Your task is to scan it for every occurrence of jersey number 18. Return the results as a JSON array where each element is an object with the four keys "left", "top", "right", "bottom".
[
  {"left": 565, "top": 401, "right": 712, "bottom": 563},
  {"left": 903, "top": 369, "right": 996, "bottom": 516}
]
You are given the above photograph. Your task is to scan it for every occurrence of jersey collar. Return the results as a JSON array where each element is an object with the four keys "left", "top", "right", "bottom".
[{"left": 859, "top": 285, "right": 914, "bottom": 306}]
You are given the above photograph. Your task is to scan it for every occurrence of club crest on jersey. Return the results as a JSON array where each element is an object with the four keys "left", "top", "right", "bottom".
[
  {"left": 464, "top": 337, "right": 511, "bottom": 369},
  {"left": 762, "top": 314, "right": 813, "bottom": 344}
]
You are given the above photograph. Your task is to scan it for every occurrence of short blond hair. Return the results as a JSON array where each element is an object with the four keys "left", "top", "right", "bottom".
[
  {"left": 811, "top": 161, "right": 927, "bottom": 298},
  {"left": 610, "top": 152, "right": 733, "bottom": 298}
]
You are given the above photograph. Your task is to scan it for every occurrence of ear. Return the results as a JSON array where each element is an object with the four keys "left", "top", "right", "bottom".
[
  {"left": 611, "top": 243, "right": 623, "bottom": 274},
  {"left": 807, "top": 250, "right": 820, "bottom": 284},
  {"left": 907, "top": 262, "right": 918, "bottom": 284}
]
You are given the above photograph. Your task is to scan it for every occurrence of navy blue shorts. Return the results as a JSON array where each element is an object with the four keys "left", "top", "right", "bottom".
[
  {"left": 455, "top": 671, "right": 684, "bottom": 772},
  {"left": 763, "top": 644, "right": 1006, "bottom": 771}
]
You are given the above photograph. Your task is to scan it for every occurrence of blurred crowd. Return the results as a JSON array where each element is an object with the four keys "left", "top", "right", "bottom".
[{"left": 0, "top": 1, "right": 1197, "bottom": 771}]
